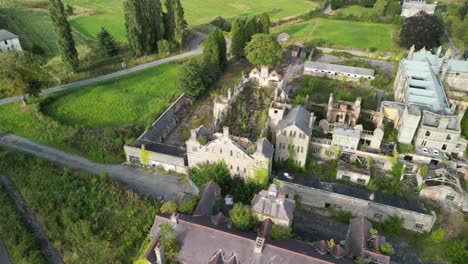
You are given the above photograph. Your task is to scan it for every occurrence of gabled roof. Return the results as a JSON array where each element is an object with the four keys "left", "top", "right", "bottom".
[
  {"left": 255, "top": 138, "right": 274, "bottom": 159},
  {"left": 251, "top": 187, "right": 295, "bottom": 222},
  {"left": 305, "top": 61, "right": 374, "bottom": 76},
  {"left": 0, "top": 30, "right": 18, "bottom": 41},
  {"left": 193, "top": 180, "right": 221, "bottom": 216},
  {"left": 277, "top": 105, "right": 312, "bottom": 135},
  {"left": 346, "top": 216, "right": 372, "bottom": 257}
]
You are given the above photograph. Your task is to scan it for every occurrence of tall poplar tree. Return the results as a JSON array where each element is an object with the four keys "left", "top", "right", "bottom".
[
  {"left": 146, "top": 0, "right": 164, "bottom": 51},
  {"left": 173, "top": 0, "right": 187, "bottom": 49},
  {"left": 245, "top": 16, "right": 257, "bottom": 42},
  {"left": 230, "top": 18, "right": 246, "bottom": 59},
  {"left": 124, "top": 0, "right": 145, "bottom": 55},
  {"left": 258, "top": 13, "right": 270, "bottom": 34},
  {"left": 203, "top": 28, "right": 227, "bottom": 78},
  {"left": 164, "top": 0, "right": 175, "bottom": 41},
  {"left": 49, "top": 0, "right": 79, "bottom": 71}
]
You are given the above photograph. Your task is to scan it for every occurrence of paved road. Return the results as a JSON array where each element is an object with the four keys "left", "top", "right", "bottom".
[
  {"left": 0, "top": 240, "right": 13, "bottom": 264},
  {"left": 0, "top": 132, "right": 192, "bottom": 201},
  {"left": 0, "top": 175, "right": 63, "bottom": 264},
  {"left": 0, "top": 31, "right": 207, "bottom": 106}
]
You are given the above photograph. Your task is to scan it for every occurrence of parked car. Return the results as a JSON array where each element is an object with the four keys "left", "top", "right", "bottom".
[{"left": 283, "top": 172, "right": 294, "bottom": 180}]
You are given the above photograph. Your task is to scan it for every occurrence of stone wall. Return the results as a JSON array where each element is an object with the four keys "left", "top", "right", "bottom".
[{"left": 278, "top": 180, "right": 436, "bottom": 232}]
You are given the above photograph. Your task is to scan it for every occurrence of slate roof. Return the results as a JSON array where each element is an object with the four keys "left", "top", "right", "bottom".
[
  {"left": 345, "top": 216, "right": 372, "bottom": 258},
  {"left": 334, "top": 125, "right": 361, "bottom": 139},
  {"left": 276, "top": 174, "right": 429, "bottom": 214},
  {"left": 131, "top": 141, "right": 186, "bottom": 157},
  {"left": 305, "top": 61, "right": 375, "bottom": 76},
  {"left": 147, "top": 215, "right": 354, "bottom": 264},
  {"left": 276, "top": 105, "right": 312, "bottom": 135},
  {"left": 447, "top": 60, "right": 468, "bottom": 73},
  {"left": 255, "top": 138, "right": 274, "bottom": 159},
  {"left": 251, "top": 185, "right": 295, "bottom": 223},
  {"left": 193, "top": 180, "right": 221, "bottom": 216},
  {"left": 0, "top": 30, "right": 18, "bottom": 41}
]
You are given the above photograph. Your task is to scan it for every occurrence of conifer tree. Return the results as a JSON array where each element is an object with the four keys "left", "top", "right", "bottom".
[
  {"left": 230, "top": 18, "right": 246, "bottom": 59},
  {"left": 173, "top": 0, "right": 187, "bottom": 49},
  {"left": 97, "top": 27, "right": 118, "bottom": 56},
  {"left": 124, "top": 0, "right": 145, "bottom": 55},
  {"left": 164, "top": 0, "right": 175, "bottom": 41},
  {"left": 49, "top": 0, "right": 79, "bottom": 71},
  {"left": 245, "top": 16, "right": 257, "bottom": 42},
  {"left": 258, "top": 13, "right": 270, "bottom": 34},
  {"left": 203, "top": 28, "right": 227, "bottom": 78}
]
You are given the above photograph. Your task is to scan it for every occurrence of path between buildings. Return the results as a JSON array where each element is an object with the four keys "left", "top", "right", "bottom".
[
  {"left": 0, "top": 240, "right": 13, "bottom": 264},
  {"left": 0, "top": 132, "right": 191, "bottom": 201},
  {"left": 0, "top": 175, "right": 63, "bottom": 264},
  {"left": 0, "top": 31, "right": 207, "bottom": 106}
]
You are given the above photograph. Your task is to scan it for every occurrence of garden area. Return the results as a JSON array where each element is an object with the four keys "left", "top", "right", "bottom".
[
  {"left": 272, "top": 18, "right": 399, "bottom": 51},
  {"left": 62, "top": 0, "right": 320, "bottom": 40},
  {"left": 0, "top": 184, "right": 46, "bottom": 264},
  {"left": 293, "top": 76, "right": 377, "bottom": 109},
  {"left": 0, "top": 62, "right": 182, "bottom": 163},
  {"left": 0, "top": 147, "right": 159, "bottom": 264}
]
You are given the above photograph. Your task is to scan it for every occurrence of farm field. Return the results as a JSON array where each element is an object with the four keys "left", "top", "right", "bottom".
[
  {"left": 0, "top": 62, "right": 181, "bottom": 163},
  {"left": 0, "top": 147, "right": 158, "bottom": 264},
  {"left": 63, "top": 0, "right": 319, "bottom": 41},
  {"left": 272, "top": 18, "right": 399, "bottom": 51},
  {"left": 333, "top": 5, "right": 379, "bottom": 17}
]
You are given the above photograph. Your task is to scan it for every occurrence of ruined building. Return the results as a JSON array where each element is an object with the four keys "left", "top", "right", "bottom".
[{"left": 251, "top": 184, "right": 295, "bottom": 227}]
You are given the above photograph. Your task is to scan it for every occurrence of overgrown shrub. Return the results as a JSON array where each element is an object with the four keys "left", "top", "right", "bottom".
[
  {"left": 160, "top": 201, "right": 177, "bottom": 214},
  {"left": 445, "top": 240, "right": 468, "bottom": 264},
  {"left": 380, "top": 242, "right": 395, "bottom": 254},
  {"left": 230, "top": 203, "right": 258, "bottom": 230},
  {"left": 379, "top": 215, "right": 404, "bottom": 236},
  {"left": 430, "top": 228, "right": 445, "bottom": 243},
  {"left": 269, "top": 224, "right": 293, "bottom": 240},
  {"left": 178, "top": 196, "right": 199, "bottom": 214}
]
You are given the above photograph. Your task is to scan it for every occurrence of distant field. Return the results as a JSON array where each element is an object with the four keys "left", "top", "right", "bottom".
[
  {"left": 334, "top": 5, "right": 379, "bottom": 17},
  {"left": 0, "top": 62, "right": 181, "bottom": 163},
  {"left": 63, "top": 0, "right": 319, "bottom": 41},
  {"left": 272, "top": 18, "right": 398, "bottom": 51}
]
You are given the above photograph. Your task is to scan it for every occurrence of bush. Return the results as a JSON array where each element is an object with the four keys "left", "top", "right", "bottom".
[
  {"left": 397, "top": 143, "right": 415, "bottom": 154},
  {"left": 230, "top": 203, "right": 258, "bottom": 230},
  {"left": 445, "top": 240, "right": 468, "bottom": 264},
  {"left": 157, "top": 39, "right": 174, "bottom": 57},
  {"left": 178, "top": 196, "right": 199, "bottom": 214},
  {"left": 269, "top": 224, "right": 293, "bottom": 240},
  {"left": 380, "top": 242, "right": 395, "bottom": 255},
  {"left": 430, "top": 228, "right": 445, "bottom": 243},
  {"left": 336, "top": 209, "right": 353, "bottom": 223},
  {"left": 380, "top": 216, "right": 404, "bottom": 236},
  {"left": 160, "top": 201, "right": 177, "bottom": 214}
]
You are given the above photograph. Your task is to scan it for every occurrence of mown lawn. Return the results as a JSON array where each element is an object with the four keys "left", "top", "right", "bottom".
[
  {"left": 42, "top": 62, "right": 181, "bottom": 128},
  {"left": 334, "top": 5, "right": 379, "bottom": 17},
  {"left": 0, "top": 147, "right": 159, "bottom": 264},
  {"left": 63, "top": 0, "right": 319, "bottom": 41},
  {"left": 272, "top": 18, "right": 398, "bottom": 51},
  {"left": 0, "top": 184, "right": 47, "bottom": 264},
  {"left": 0, "top": 62, "right": 181, "bottom": 163}
]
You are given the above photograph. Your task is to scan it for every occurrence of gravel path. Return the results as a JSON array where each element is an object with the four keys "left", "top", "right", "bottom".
[
  {"left": 0, "top": 175, "right": 63, "bottom": 264},
  {"left": 0, "top": 31, "right": 207, "bottom": 106},
  {"left": 0, "top": 132, "right": 191, "bottom": 201}
]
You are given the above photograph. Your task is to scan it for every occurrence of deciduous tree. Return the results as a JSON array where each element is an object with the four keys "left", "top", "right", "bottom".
[
  {"left": 49, "top": 0, "right": 79, "bottom": 71},
  {"left": 373, "top": 0, "right": 388, "bottom": 16},
  {"left": 258, "top": 13, "right": 270, "bottom": 33},
  {"left": 385, "top": 1, "right": 401, "bottom": 17},
  {"left": 244, "top": 33, "right": 283, "bottom": 66},
  {"left": 178, "top": 58, "right": 209, "bottom": 97},
  {"left": 400, "top": 11, "right": 443, "bottom": 49},
  {"left": 230, "top": 203, "right": 258, "bottom": 230},
  {"left": 203, "top": 28, "right": 227, "bottom": 78}
]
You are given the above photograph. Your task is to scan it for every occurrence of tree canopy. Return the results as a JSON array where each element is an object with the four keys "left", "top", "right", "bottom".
[
  {"left": 230, "top": 203, "right": 258, "bottom": 230},
  {"left": 400, "top": 11, "right": 443, "bottom": 49},
  {"left": 97, "top": 27, "right": 118, "bottom": 56},
  {"left": 178, "top": 58, "right": 209, "bottom": 98},
  {"left": 0, "top": 52, "right": 45, "bottom": 101},
  {"left": 244, "top": 33, "right": 283, "bottom": 66},
  {"left": 258, "top": 13, "right": 270, "bottom": 34},
  {"left": 203, "top": 28, "right": 227, "bottom": 77},
  {"left": 49, "top": 0, "right": 79, "bottom": 72},
  {"left": 230, "top": 18, "right": 246, "bottom": 59}
]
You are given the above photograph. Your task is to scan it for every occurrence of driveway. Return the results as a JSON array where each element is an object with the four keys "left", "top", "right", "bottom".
[
  {"left": 0, "top": 31, "right": 207, "bottom": 106},
  {"left": 0, "top": 132, "right": 192, "bottom": 201}
]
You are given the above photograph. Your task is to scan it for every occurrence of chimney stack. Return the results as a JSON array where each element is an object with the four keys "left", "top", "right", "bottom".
[
  {"left": 309, "top": 113, "right": 316, "bottom": 130},
  {"left": 438, "top": 117, "right": 449, "bottom": 129},
  {"left": 190, "top": 129, "right": 197, "bottom": 141},
  {"left": 223, "top": 127, "right": 229, "bottom": 138},
  {"left": 155, "top": 242, "right": 166, "bottom": 264},
  {"left": 171, "top": 212, "right": 179, "bottom": 225},
  {"left": 254, "top": 235, "right": 265, "bottom": 254}
]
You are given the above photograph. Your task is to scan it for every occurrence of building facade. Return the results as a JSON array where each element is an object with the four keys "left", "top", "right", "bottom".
[
  {"left": 304, "top": 61, "right": 375, "bottom": 82},
  {"left": 401, "top": 0, "right": 436, "bottom": 18},
  {"left": 0, "top": 30, "right": 22, "bottom": 52},
  {"left": 274, "top": 105, "right": 315, "bottom": 167},
  {"left": 186, "top": 127, "right": 274, "bottom": 181},
  {"left": 337, "top": 160, "right": 371, "bottom": 186}
]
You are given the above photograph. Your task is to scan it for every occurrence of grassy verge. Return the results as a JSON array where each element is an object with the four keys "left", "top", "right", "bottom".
[
  {"left": 0, "top": 62, "right": 182, "bottom": 163},
  {"left": 0, "top": 147, "right": 159, "bottom": 264},
  {"left": 0, "top": 184, "right": 47, "bottom": 264}
]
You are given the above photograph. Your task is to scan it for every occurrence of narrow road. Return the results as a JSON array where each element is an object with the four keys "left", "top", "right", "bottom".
[
  {"left": 0, "top": 175, "right": 63, "bottom": 264},
  {"left": 0, "top": 31, "right": 207, "bottom": 106},
  {"left": 0, "top": 240, "right": 13, "bottom": 264},
  {"left": 0, "top": 132, "right": 192, "bottom": 201}
]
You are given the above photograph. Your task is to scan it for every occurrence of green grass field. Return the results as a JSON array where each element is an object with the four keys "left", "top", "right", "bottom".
[
  {"left": 0, "top": 62, "right": 181, "bottom": 163},
  {"left": 42, "top": 62, "right": 181, "bottom": 128},
  {"left": 334, "top": 5, "right": 379, "bottom": 17},
  {"left": 272, "top": 18, "right": 398, "bottom": 51},
  {"left": 63, "top": 0, "right": 318, "bottom": 41}
]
